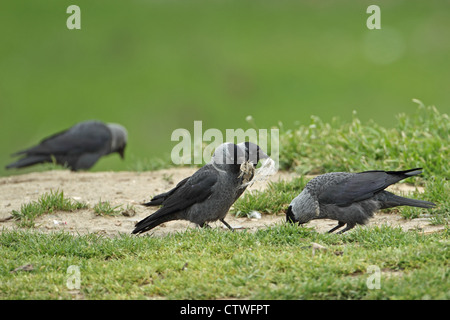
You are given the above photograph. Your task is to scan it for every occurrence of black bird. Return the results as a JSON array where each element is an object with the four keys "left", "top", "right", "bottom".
[
  {"left": 145, "top": 142, "right": 269, "bottom": 207},
  {"left": 6, "top": 120, "right": 127, "bottom": 171},
  {"left": 286, "top": 168, "right": 436, "bottom": 233},
  {"left": 132, "top": 142, "right": 269, "bottom": 234}
]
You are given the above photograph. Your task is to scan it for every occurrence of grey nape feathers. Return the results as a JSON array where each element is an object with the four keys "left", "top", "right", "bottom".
[{"left": 286, "top": 168, "right": 435, "bottom": 233}]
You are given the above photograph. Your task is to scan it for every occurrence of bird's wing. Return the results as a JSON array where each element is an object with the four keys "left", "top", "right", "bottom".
[
  {"left": 135, "top": 167, "right": 218, "bottom": 231},
  {"left": 318, "top": 171, "right": 392, "bottom": 206},
  {"left": 13, "top": 122, "right": 110, "bottom": 156},
  {"left": 145, "top": 176, "right": 191, "bottom": 206},
  {"left": 160, "top": 167, "right": 218, "bottom": 211}
]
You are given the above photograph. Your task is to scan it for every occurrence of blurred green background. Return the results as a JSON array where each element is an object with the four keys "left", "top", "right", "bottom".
[{"left": 1, "top": 0, "right": 449, "bottom": 176}]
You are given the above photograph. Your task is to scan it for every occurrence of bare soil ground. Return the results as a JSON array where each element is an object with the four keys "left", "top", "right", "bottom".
[{"left": 0, "top": 169, "right": 444, "bottom": 236}]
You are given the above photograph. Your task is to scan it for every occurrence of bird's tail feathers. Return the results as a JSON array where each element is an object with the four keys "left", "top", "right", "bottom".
[
  {"left": 132, "top": 209, "right": 177, "bottom": 234},
  {"left": 142, "top": 197, "right": 164, "bottom": 207},
  {"left": 10, "top": 150, "right": 28, "bottom": 157},
  {"left": 401, "top": 168, "right": 423, "bottom": 177},
  {"left": 386, "top": 167, "right": 423, "bottom": 177},
  {"left": 379, "top": 192, "right": 435, "bottom": 209},
  {"left": 142, "top": 190, "right": 174, "bottom": 207},
  {"left": 5, "top": 155, "right": 51, "bottom": 169}
]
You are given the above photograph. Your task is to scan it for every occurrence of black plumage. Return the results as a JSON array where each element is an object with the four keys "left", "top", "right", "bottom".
[
  {"left": 132, "top": 142, "right": 269, "bottom": 234},
  {"left": 286, "top": 168, "right": 436, "bottom": 233},
  {"left": 143, "top": 142, "right": 269, "bottom": 207}
]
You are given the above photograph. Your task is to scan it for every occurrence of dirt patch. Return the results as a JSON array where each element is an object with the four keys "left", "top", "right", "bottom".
[{"left": 0, "top": 169, "right": 444, "bottom": 236}]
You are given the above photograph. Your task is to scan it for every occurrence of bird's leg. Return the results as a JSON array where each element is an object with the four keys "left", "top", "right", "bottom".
[
  {"left": 337, "top": 222, "right": 356, "bottom": 234},
  {"left": 220, "top": 219, "right": 235, "bottom": 231},
  {"left": 327, "top": 221, "right": 345, "bottom": 233}
]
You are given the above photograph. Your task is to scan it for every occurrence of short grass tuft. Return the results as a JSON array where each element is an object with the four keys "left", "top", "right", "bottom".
[
  {"left": 11, "top": 190, "right": 88, "bottom": 228},
  {"left": 93, "top": 200, "right": 123, "bottom": 216}
]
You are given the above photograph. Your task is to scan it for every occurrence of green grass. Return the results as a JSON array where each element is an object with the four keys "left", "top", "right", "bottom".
[
  {"left": 232, "top": 176, "right": 308, "bottom": 216},
  {"left": 11, "top": 190, "right": 88, "bottom": 228},
  {"left": 0, "top": 226, "right": 448, "bottom": 299},
  {"left": 277, "top": 102, "right": 449, "bottom": 179},
  {"left": 93, "top": 201, "right": 123, "bottom": 217}
]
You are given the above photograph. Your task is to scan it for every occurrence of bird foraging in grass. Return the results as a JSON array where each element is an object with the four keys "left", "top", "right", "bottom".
[
  {"left": 286, "top": 168, "right": 436, "bottom": 234},
  {"left": 132, "top": 142, "right": 270, "bottom": 234},
  {"left": 6, "top": 120, "right": 127, "bottom": 171}
]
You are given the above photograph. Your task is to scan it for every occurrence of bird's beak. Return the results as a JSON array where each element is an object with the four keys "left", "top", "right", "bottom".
[
  {"left": 118, "top": 146, "right": 125, "bottom": 159},
  {"left": 286, "top": 206, "right": 297, "bottom": 224}
]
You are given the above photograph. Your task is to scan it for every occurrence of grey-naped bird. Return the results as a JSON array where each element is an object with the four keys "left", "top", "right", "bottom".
[
  {"left": 6, "top": 120, "right": 127, "bottom": 171},
  {"left": 144, "top": 142, "right": 269, "bottom": 209},
  {"left": 132, "top": 142, "right": 269, "bottom": 234},
  {"left": 286, "top": 168, "right": 436, "bottom": 234}
]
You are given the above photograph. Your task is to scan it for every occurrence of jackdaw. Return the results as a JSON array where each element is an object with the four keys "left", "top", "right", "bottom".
[
  {"left": 132, "top": 142, "right": 269, "bottom": 234},
  {"left": 144, "top": 142, "right": 270, "bottom": 208},
  {"left": 6, "top": 120, "right": 127, "bottom": 171},
  {"left": 286, "top": 168, "right": 436, "bottom": 233}
]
